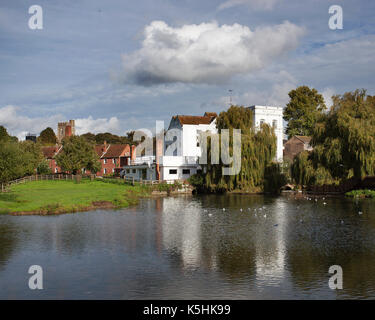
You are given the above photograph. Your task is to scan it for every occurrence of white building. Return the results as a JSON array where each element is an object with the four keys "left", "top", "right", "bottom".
[
  {"left": 122, "top": 107, "right": 284, "bottom": 182},
  {"left": 122, "top": 112, "right": 218, "bottom": 181},
  {"left": 249, "top": 105, "right": 284, "bottom": 161}
]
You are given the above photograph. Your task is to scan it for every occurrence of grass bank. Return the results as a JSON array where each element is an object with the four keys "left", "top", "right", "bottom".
[{"left": 0, "top": 179, "right": 150, "bottom": 215}]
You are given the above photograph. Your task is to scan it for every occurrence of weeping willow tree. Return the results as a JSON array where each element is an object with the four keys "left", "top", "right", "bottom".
[
  {"left": 291, "top": 89, "right": 375, "bottom": 187},
  {"left": 191, "top": 105, "right": 281, "bottom": 193}
]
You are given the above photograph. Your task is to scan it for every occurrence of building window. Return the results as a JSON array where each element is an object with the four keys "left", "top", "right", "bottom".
[
  {"left": 55, "top": 168, "right": 58, "bottom": 173},
  {"left": 112, "top": 168, "right": 115, "bottom": 173},
  {"left": 126, "top": 169, "right": 130, "bottom": 174},
  {"left": 169, "top": 169, "right": 177, "bottom": 175},
  {"left": 104, "top": 168, "right": 107, "bottom": 174},
  {"left": 197, "top": 142, "right": 200, "bottom": 147},
  {"left": 182, "top": 169, "right": 190, "bottom": 175},
  {"left": 133, "top": 169, "right": 136, "bottom": 173},
  {"left": 272, "top": 120, "right": 277, "bottom": 128},
  {"left": 104, "top": 159, "right": 107, "bottom": 164},
  {"left": 113, "top": 159, "right": 115, "bottom": 164}
]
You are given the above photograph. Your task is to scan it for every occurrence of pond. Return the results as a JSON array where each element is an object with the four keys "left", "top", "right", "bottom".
[{"left": 1, "top": 194, "right": 375, "bottom": 299}]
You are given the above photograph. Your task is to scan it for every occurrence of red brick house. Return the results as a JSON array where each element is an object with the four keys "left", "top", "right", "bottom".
[
  {"left": 42, "top": 143, "right": 131, "bottom": 176},
  {"left": 283, "top": 135, "right": 313, "bottom": 162},
  {"left": 95, "top": 142, "right": 131, "bottom": 176},
  {"left": 41, "top": 145, "right": 63, "bottom": 173}
]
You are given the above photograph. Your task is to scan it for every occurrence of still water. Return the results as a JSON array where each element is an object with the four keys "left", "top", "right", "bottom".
[{"left": 1, "top": 194, "right": 375, "bottom": 299}]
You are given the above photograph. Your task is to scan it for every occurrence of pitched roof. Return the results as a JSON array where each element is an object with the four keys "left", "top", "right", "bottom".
[
  {"left": 102, "top": 144, "right": 130, "bottom": 158},
  {"left": 41, "top": 146, "right": 61, "bottom": 159},
  {"left": 204, "top": 112, "right": 218, "bottom": 118},
  {"left": 295, "top": 135, "right": 312, "bottom": 144},
  {"left": 95, "top": 144, "right": 108, "bottom": 157},
  {"left": 174, "top": 113, "right": 217, "bottom": 125}
]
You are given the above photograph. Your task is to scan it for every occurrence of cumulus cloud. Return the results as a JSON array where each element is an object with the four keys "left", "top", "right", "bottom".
[
  {"left": 0, "top": 105, "right": 63, "bottom": 141},
  {"left": 121, "top": 20, "right": 304, "bottom": 85},
  {"left": 75, "top": 116, "right": 121, "bottom": 135},
  {"left": 0, "top": 105, "right": 125, "bottom": 140},
  {"left": 218, "top": 0, "right": 279, "bottom": 11}
]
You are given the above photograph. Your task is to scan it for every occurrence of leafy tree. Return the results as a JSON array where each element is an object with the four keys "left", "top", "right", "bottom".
[
  {"left": 0, "top": 126, "right": 10, "bottom": 142},
  {"left": 283, "top": 86, "right": 327, "bottom": 137},
  {"left": 311, "top": 89, "right": 375, "bottom": 180},
  {"left": 0, "top": 142, "right": 25, "bottom": 183},
  {"left": 18, "top": 141, "right": 44, "bottom": 176},
  {"left": 55, "top": 136, "right": 101, "bottom": 175},
  {"left": 38, "top": 127, "right": 57, "bottom": 145},
  {"left": 37, "top": 160, "right": 52, "bottom": 174},
  {"left": 195, "top": 105, "right": 281, "bottom": 192},
  {"left": 81, "top": 132, "right": 96, "bottom": 143}
]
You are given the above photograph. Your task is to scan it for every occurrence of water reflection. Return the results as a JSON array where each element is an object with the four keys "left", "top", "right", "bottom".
[{"left": 0, "top": 194, "right": 375, "bottom": 299}]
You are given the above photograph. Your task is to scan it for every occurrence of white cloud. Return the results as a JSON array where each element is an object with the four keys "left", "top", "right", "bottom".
[
  {"left": 75, "top": 116, "right": 121, "bottom": 135},
  {"left": 121, "top": 20, "right": 304, "bottom": 85},
  {"left": 0, "top": 105, "right": 63, "bottom": 140},
  {"left": 218, "top": 0, "right": 279, "bottom": 11},
  {"left": 321, "top": 87, "right": 335, "bottom": 109},
  {"left": 0, "top": 105, "right": 126, "bottom": 140}
]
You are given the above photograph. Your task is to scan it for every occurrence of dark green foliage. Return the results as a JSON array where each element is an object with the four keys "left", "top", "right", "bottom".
[
  {"left": 0, "top": 126, "right": 17, "bottom": 143},
  {"left": 0, "top": 126, "right": 10, "bottom": 142},
  {"left": 283, "top": 86, "right": 327, "bottom": 137},
  {"left": 263, "top": 163, "right": 288, "bottom": 194},
  {"left": 0, "top": 142, "right": 25, "bottom": 183},
  {"left": 38, "top": 127, "right": 57, "bottom": 145},
  {"left": 290, "top": 89, "right": 375, "bottom": 187},
  {"left": 37, "top": 160, "right": 52, "bottom": 174},
  {"left": 0, "top": 139, "right": 45, "bottom": 183},
  {"left": 56, "top": 136, "right": 102, "bottom": 175},
  {"left": 197, "top": 105, "right": 280, "bottom": 193}
]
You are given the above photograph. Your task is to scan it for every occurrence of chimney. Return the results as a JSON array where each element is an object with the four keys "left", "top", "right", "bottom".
[{"left": 131, "top": 145, "right": 136, "bottom": 162}]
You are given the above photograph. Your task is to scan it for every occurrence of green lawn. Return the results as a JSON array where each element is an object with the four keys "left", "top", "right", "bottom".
[{"left": 0, "top": 179, "right": 149, "bottom": 214}]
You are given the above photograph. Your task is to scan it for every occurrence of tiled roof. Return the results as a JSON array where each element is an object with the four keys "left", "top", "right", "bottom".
[
  {"left": 102, "top": 144, "right": 130, "bottom": 158},
  {"left": 41, "top": 146, "right": 61, "bottom": 159},
  {"left": 295, "top": 135, "right": 312, "bottom": 144},
  {"left": 95, "top": 144, "right": 108, "bottom": 157},
  {"left": 204, "top": 112, "right": 218, "bottom": 118},
  {"left": 174, "top": 113, "right": 216, "bottom": 125}
]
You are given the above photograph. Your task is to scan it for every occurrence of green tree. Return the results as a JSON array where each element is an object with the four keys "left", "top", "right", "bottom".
[
  {"left": 194, "top": 105, "right": 281, "bottom": 193},
  {"left": 37, "top": 160, "right": 52, "bottom": 174},
  {"left": 0, "top": 126, "right": 10, "bottom": 142},
  {"left": 55, "top": 136, "right": 101, "bottom": 174},
  {"left": 0, "top": 142, "right": 25, "bottom": 183},
  {"left": 18, "top": 141, "right": 44, "bottom": 176},
  {"left": 38, "top": 127, "right": 57, "bottom": 145},
  {"left": 311, "top": 89, "right": 375, "bottom": 180},
  {"left": 283, "top": 86, "right": 327, "bottom": 137}
]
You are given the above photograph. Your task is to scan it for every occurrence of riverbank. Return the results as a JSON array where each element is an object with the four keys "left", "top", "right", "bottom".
[{"left": 0, "top": 179, "right": 150, "bottom": 215}]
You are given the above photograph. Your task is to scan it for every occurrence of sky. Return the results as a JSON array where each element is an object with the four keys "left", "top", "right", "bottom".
[{"left": 0, "top": 0, "right": 374, "bottom": 140}]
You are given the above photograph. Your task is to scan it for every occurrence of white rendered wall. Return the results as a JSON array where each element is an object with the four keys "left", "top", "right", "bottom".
[
  {"left": 249, "top": 105, "right": 284, "bottom": 161},
  {"left": 167, "top": 118, "right": 217, "bottom": 158}
]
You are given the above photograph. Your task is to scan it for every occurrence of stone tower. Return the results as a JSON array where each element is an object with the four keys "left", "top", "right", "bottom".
[{"left": 57, "top": 120, "right": 75, "bottom": 143}]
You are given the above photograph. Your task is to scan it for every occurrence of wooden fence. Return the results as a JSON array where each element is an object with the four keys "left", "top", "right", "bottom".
[
  {"left": 1, "top": 174, "right": 94, "bottom": 193},
  {"left": 1, "top": 174, "right": 181, "bottom": 193}
]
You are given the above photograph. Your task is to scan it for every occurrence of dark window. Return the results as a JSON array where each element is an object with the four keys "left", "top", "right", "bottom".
[
  {"left": 182, "top": 169, "right": 190, "bottom": 175},
  {"left": 132, "top": 169, "right": 136, "bottom": 173},
  {"left": 169, "top": 169, "right": 177, "bottom": 174},
  {"left": 272, "top": 120, "right": 277, "bottom": 128}
]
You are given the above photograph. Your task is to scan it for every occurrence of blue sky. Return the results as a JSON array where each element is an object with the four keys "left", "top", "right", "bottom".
[{"left": 0, "top": 0, "right": 374, "bottom": 139}]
